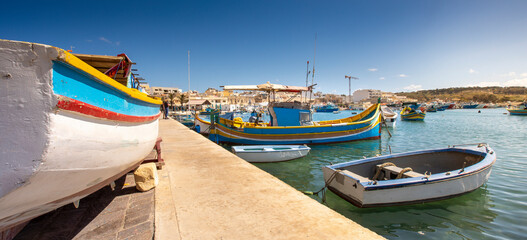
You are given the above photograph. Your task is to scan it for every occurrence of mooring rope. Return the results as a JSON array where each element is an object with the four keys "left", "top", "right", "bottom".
[
  {"left": 396, "top": 167, "right": 413, "bottom": 179},
  {"left": 302, "top": 169, "right": 342, "bottom": 203},
  {"left": 372, "top": 162, "right": 395, "bottom": 180}
]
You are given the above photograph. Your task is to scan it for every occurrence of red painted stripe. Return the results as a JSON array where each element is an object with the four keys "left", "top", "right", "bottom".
[{"left": 57, "top": 96, "right": 161, "bottom": 123}]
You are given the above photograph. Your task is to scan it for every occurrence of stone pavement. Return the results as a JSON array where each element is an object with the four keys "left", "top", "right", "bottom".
[
  {"left": 14, "top": 173, "right": 155, "bottom": 240},
  {"left": 154, "top": 119, "right": 383, "bottom": 239}
]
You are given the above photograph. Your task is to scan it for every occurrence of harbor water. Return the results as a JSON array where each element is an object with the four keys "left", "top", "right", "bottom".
[{"left": 244, "top": 109, "right": 526, "bottom": 239}]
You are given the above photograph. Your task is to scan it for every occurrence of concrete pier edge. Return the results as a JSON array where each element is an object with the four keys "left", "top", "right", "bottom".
[{"left": 154, "top": 119, "right": 383, "bottom": 239}]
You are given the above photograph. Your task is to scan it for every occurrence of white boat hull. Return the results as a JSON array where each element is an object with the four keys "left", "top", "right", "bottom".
[
  {"left": 381, "top": 106, "right": 397, "bottom": 128},
  {"left": 232, "top": 145, "right": 310, "bottom": 163},
  {"left": 0, "top": 39, "right": 160, "bottom": 231},
  {"left": 194, "top": 114, "right": 211, "bottom": 134},
  {"left": 324, "top": 165, "right": 492, "bottom": 207},
  {"left": 322, "top": 145, "right": 496, "bottom": 207},
  {"left": 0, "top": 112, "right": 158, "bottom": 230},
  {"left": 383, "top": 115, "right": 397, "bottom": 128}
]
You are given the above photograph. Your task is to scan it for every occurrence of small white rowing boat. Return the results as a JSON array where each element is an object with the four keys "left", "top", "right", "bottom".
[
  {"left": 381, "top": 106, "right": 397, "bottom": 128},
  {"left": 232, "top": 145, "right": 311, "bottom": 163},
  {"left": 322, "top": 143, "right": 496, "bottom": 207}
]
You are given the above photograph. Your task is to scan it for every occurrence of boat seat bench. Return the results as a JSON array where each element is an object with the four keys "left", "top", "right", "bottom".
[
  {"left": 378, "top": 165, "right": 425, "bottom": 179},
  {"left": 340, "top": 170, "right": 370, "bottom": 182}
]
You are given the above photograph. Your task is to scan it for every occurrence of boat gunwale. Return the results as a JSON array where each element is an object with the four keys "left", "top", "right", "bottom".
[
  {"left": 325, "top": 146, "right": 496, "bottom": 190},
  {"left": 232, "top": 145, "right": 311, "bottom": 153},
  {"left": 53, "top": 45, "right": 161, "bottom": 105},
  {"left": 237, "top": 104, "right": 380, "bottom": 130},
  {"left": 200, "top": 104, "right": 381, "bottom": 130},
  {"left": 214, "top": 117, "right": 380, "bottom": 138}
]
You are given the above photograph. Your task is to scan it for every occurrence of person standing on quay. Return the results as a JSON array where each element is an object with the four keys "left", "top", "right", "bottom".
[{"left": 163, "top": 100, "right": 169, "bottom": 119}]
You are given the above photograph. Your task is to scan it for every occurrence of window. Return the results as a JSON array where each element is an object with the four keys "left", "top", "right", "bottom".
[{"left": 299, "top": 112, "right": 312, "bottom": 125}]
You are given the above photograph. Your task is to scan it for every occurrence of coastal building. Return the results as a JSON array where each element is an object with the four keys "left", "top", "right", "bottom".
[
  {"left": 187, "top": 99, "right": 212, "bottom": 111},
  {"left": 151, "top": 86, "right": 182, "bottom": 97},
  {"left": 353, "top": 89, "right": 382, "bottom": 103}
]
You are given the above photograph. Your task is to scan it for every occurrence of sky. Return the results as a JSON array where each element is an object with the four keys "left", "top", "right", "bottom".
[{"left": 2, "top": 0, "right": 527, "bottom": 94}]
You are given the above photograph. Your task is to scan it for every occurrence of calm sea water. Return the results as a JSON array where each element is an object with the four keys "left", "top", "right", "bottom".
[{"left": 236, "top": 109, "right": 526, "bottom": 239}]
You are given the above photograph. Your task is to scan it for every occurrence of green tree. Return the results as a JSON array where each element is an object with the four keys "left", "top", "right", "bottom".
[
  {"left": 168, "top": 93, "right": 176, "bottom": 110},
  {"left": 177, "top": 93, "right": 189, "bottom": 110}
]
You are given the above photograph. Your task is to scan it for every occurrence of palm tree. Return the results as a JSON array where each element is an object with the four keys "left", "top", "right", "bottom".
[
  {"left": 177, "top": 93, "right": 189, "bottom": 111},
  {"left": 168, "top": 93, "right": 176, "bottom": 110}
]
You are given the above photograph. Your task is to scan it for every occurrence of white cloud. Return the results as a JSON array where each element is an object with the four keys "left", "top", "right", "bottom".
[
  {"left": 379, "top": 77, "right": 385, "bottom": 80},
  {"left": 469, "top": 77, "right": 527, "bottom": 88},
  {"left": 99, "top": 37, "right": 112, "bottom": 44},
  {"left": 521, "top": 73, "right": 527, "bottom": 77},
  {"left": 403, "top": 84, "right": 422, "bottom": 91},
  {"left": 468, "top": 81, "right": 501, "bottom": 87},
  {"left": 368, "top": 68, "right": 378, "bottom": 72},
  {"left": 503, "top": 78, "right": 527, "bottom": 87},
  {"left": 399, "top": 74, "right": 408, "bottom": 77},
  {"left": 469, "top": 68, "right": 478, "bottom": 74},
  {"left": 116, "top": 41, "right": 121, "bottom": 46}
]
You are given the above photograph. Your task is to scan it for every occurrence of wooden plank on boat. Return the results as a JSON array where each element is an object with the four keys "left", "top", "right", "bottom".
[
  {"left": 73, "top": 53, "right": 124, "bottom": 62},
  {"left": 381, "top": 165, "right": 424, "bottom": 178}
]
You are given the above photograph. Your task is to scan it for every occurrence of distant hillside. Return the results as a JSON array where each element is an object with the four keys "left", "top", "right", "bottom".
[{"left": 396, "top": 86, "right": 527, "bottom": 103}]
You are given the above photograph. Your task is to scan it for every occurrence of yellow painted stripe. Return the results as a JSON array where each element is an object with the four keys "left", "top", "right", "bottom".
[
  {"left": 248, "top": 104, "right": 380, "bottom": 129},
  {"left": 214, "top": 121, "right": 380, "bottom": 141},
  {"left": 56, "top": 49, "right": 162, "bottom": 105},
  {"left": 216, "top": 116, "right": 380, "bottom": 137}
]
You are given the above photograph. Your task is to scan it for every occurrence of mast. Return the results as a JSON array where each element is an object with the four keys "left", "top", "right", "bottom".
[
  {"left": 305, "top": 61, "right": 310, "bottom": 87},
  {"left": 309, "top": 33, "right": 317, "bottom": 103},
  {"left": 187, "top": 50, "right": 190, "bottom": 96},
  {"left": 305, "top": 61, "right": 310, "bottom": 103}
]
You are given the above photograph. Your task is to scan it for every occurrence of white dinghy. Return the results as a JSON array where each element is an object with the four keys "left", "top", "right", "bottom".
[
  {"left": 232, "top": 145, "right": 311, "bottom": 163},
  {"left": 322, "top": 143, "right": 496, "bottom": 207},
  {"left": 381, "top": 105, "right": 398, "bottom": 128}
]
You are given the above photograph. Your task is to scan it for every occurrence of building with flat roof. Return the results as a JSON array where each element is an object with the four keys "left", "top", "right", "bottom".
[
  {"left": 151, "top": 86, "right": 182, "bottom": 97},
  {"left": 353, "top": 89, "right": 382, "bottom": 102}
]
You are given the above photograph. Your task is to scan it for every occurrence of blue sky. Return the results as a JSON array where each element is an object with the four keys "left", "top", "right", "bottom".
[{"left": 2, "top": 0, "right": 527, "bottom": 94}]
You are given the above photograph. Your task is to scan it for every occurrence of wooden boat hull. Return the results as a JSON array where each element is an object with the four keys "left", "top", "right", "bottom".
[
  {"left": 381, "top": 106, "right": 397, "bottom": 128},
  {"left": 0, "top": 40, "right": 161, "bottom": 230},
  {"left": 322, "top": 145, "right": 496, "bottom": 207},
  {"left": 315, "top": 107, "right": 339, "bottom": 112},
  {"left": 232, "top": 145, "right": 310, "bottom": 162},
  {"left": 400, "top": 111, "right": 426, "bottom": 121},
  {"left": 209, "top": 104, "right": 382, "bottom": 145},
  {"left": 507, "top": 109, "right": 527, "bottom": 115},
  {"left": 194, "top": 113, "right": 212, "bottom": 134},
  {"left": 383, "top": 116, "right": 397, "bottom": 128}
]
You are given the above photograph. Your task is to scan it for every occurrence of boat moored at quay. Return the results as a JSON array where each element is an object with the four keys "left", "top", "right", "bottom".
[
  {"left": 322, "top": 143, "right": 496, "bottom": 207},
  {"left": 206, "top": 83, "right": 383, "bottom": 145},
  {"left": 0, "top": 40, "right": 161, "bottom": 231}
]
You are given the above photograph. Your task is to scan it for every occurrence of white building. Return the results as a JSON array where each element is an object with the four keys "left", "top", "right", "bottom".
[
  {"left": 353, "top": 89, "right": 382, "bottom": 102},
  {"left": 150, "top": 86, "right": 182, "bottom": 96}
]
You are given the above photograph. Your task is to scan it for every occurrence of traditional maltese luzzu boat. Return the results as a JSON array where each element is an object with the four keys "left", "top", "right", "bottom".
[
  {"left": 506, "top": 103, "right": 527, "bottom": 115},
  {"left": 206, "top": 83, "right": 382, "bottom": 145},
  {"left": 0, "top": 40, "right": 161, "bottom": 231},
  {"left": 400, "top": 104, "right": 426, "bottom": 121}
]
